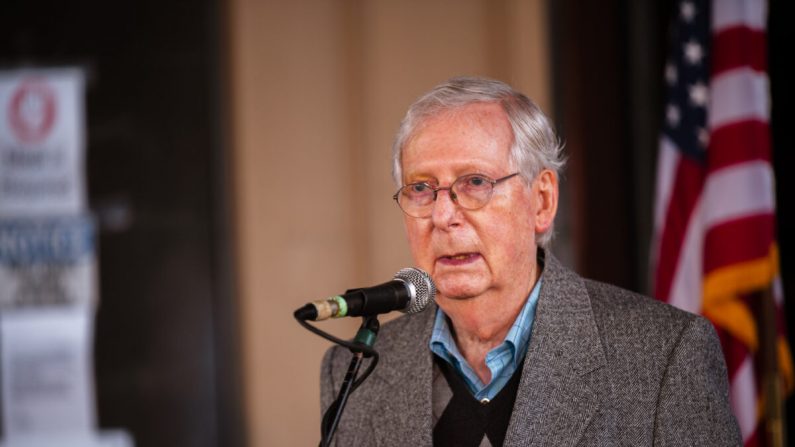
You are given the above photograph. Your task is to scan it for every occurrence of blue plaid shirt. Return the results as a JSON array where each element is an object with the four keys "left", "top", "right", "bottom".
[{"left": 430, "top": 278, "right": 542, "bottom": 402}]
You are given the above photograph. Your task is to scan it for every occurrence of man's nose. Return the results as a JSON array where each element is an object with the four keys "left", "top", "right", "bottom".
[
  {"left": 433, "top": 186, "right": 457, "bottom": 203},
  {"left": 431, "top": 187, "right": 460, "bottom": 226}
]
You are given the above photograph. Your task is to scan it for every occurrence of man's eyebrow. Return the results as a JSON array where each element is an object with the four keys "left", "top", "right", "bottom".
[
  {"left": 404, "top": 175, "right": 438, "bottom": 185},
  {"left": 405, "top": 162, "right": 497, "bottom": 179}
]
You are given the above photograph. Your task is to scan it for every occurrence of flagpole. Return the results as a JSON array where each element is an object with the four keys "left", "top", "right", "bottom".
[{"left": 757, "top": 287, "right": 785, "bottom": 447}]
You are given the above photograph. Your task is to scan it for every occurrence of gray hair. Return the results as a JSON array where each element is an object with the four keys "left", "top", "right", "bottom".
[{"left": 391, "top": 76, "right": 565, "bottom": 247}]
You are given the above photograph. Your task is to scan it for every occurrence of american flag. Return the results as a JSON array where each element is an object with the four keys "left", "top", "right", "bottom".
[{"left": 651, "top": 0, "right": 793, "bottom": 444}]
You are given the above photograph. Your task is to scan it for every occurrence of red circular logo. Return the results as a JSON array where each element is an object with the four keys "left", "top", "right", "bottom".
[{"left": 7, "top": 78, "right": 57, "bottom": 144}]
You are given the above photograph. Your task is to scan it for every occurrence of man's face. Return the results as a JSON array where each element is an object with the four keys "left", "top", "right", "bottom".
[{"left": 400, "top": 102, "right": 543, "bottom": 304}]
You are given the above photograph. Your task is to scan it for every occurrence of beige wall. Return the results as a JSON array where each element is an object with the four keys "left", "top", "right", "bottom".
[{"left": 226, "top": 1, "right": 552, "bottom": 445}]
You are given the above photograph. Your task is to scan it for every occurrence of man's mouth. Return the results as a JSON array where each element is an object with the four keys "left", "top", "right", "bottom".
[{"left": 437, "top": 252, "right": 481, "bottom": 266}]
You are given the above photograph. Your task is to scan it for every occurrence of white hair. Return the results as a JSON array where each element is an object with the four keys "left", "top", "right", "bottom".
[{"left": 391, "top": 76, "right": 565, "bottom": 247}]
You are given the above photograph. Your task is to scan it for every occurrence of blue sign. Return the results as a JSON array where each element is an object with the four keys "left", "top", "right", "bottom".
[{"left": 0, "top": 217, "right": 94, "bottom": 265}]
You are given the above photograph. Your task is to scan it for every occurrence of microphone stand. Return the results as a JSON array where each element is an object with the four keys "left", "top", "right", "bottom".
[{"left": 320, "top": 315, "right": 380, "bottom": 447}]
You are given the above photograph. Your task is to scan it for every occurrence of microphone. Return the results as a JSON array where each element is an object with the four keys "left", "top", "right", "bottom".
[{"left": 294, "top": 268, "right": 435, "bottom": 321}]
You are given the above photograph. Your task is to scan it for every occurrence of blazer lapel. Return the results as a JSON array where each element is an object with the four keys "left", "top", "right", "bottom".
[{"left": 504, "top": 253, "right": 607, "bottom": 446}]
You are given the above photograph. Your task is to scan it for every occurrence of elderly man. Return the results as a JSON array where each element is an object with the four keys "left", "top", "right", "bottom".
[{"left": 321, "top": 77, "right": 740, "bottom": 446}]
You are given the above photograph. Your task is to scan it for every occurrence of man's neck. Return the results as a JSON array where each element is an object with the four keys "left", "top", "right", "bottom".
[{"left": 438, "top": 273, "right": 538, "bottom": 384}]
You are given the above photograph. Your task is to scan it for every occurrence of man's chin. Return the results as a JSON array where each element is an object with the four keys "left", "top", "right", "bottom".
[
  {"left": 433, "top": 269, "right": 488, "bottom": 300},
  {"left": 434, "top": 278, "right": 487, "bottom": 302}
]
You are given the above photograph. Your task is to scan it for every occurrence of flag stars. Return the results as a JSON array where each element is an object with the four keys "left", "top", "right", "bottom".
[
  {"left": 697, "top": 128, "right": 709, "bottom": 148},
  {"left": 665, "top": 62, "right": 678, "bottom": 86},
  {"left": 689, "top": 82, "right": 709, "bottom": 107},
  {"left": 680, "top": 1, "right": 697, "bottom": 22},
  {"left": 667, "top": 104, "right": 681, "bottom": 127},
  {"left": 684, "top": 39, "right": 704, "bottom": 65}
]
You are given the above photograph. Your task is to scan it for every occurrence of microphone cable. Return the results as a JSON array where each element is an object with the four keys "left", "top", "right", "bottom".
[{"left": 294, "top": 315, "right": 380, "bottom": 447}]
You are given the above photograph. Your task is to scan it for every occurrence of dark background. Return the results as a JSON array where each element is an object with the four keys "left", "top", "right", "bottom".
[
  {"left": 0, "top": 0, "right": 242, "bottom": 446},
  {"left": 1, "top": 0, "right": 791, "bottom": 445}
]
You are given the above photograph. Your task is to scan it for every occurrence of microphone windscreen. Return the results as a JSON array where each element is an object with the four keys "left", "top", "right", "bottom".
[{"left": 394, "top": 268, "right": 435, "bottom": 314}]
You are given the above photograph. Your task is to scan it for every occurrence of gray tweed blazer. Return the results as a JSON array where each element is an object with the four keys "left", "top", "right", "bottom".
[{"left": 321, "top": 253, "right": 742, "bottom": 446}]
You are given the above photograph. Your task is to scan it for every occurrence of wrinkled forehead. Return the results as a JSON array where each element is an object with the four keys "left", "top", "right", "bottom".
[{"left": 400, "top": 103, "right": 515, "bottom": 179}]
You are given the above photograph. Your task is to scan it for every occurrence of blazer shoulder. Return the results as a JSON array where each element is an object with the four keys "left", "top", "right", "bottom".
[
  {"left": 580, "top": 278, "right": 715, "bottom": 363},
  {"left": 581, "top": 279, "right": 740, "bottom": 444},
  {"left": 584, "top": 278, "right": 699, "bottom": 329}
]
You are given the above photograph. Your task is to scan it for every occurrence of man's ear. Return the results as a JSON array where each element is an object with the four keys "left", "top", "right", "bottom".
[{"left": 534, "top": 169, "right": 558, "bottom": 233}]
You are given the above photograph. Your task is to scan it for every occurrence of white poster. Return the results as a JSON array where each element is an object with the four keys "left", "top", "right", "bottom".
[
  {"left": 0, "top": 68, "right": 86, "bottom": 217},
  {"left": 0, "top": 308, "right": 96, "bottom": 437},
  {"left": 0, "top": 308, "right": 132, "bottom": 447}
]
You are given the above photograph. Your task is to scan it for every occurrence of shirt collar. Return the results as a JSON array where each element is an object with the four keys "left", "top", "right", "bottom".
[{"left": 429, "top": 275, "right": 543, "bottom": 399}]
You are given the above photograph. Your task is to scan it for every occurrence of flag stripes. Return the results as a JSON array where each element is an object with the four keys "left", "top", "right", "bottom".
[{"left": 652, "top": 1, "right": 792, "bottom": 444}]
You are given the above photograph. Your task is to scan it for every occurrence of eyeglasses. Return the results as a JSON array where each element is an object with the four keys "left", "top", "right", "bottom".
[{"left": 392, "top": 172, "right": 520, "bottom": 218}]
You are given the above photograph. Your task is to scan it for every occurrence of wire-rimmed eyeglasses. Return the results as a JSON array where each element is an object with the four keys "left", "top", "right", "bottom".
[{"left": 392, "top": 172, "right": 520, "bottom": 218}]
